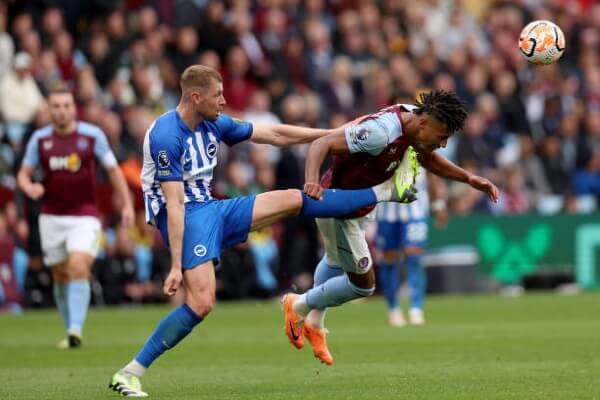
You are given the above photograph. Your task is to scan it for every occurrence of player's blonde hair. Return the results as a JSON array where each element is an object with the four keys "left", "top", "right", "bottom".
[
  {"left": 47, "top": 80, "right": 72, "bottom": 97},
  {"left": 180, "top": 65, "right": 222, "bottom": 95}
]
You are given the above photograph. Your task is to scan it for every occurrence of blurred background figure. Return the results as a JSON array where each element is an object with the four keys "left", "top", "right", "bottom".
[{"left": 375, "top": 171, "right": 448, "bottom": 327}]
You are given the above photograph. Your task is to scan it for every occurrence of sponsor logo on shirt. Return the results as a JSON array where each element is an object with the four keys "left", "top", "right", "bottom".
[
  {"left": 356, "top": 128, "right": 370, "bottom": 141},
  {"left": 351, "top": 127, "right": 370, "bottom": 144},
  {"left": 49, "top": 153, "right": 81, "bottom": 172}
]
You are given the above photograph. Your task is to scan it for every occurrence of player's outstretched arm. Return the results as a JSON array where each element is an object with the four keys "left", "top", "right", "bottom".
[
  {"left": 161, "top": 181, "right": 185, "bottom": 296},
  {"left": 419, "top": 151, "right": 499, "bottom": 202},
  {"left": 250, "top": 123, "right": 332, "bottom": 147},
  {"left": 304, "top": 130, "right": 349, "bottom": 199},
  {"left": 107, "top": 166, "right": 135, "bottom": 228}
]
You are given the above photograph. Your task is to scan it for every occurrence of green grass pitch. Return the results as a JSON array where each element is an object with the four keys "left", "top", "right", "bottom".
[{"left": 1, "top": 293, "right": 599, "bottom": 399}]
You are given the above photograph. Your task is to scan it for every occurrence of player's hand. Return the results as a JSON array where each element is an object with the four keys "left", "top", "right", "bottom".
[
  {"left": 163, "top": 267, "right": 183, "bottom": 296},
  {"left": 121, "top": 205, "right": 135, "bottom": 228},
  {"left": 468, "top": 175, "right": 500, "bottom": 203},
  {"left": 303, "top": 182, "right": 324, "bottom": 200},
  {"left": 25, "top": 183, "right": 45, "bottom": 200}
]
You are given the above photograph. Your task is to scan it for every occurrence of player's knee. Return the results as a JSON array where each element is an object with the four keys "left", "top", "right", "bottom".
[
  {"left": 186, "top": 292, "right": 215, "bottom": 317},
  {"left": 69, "top": 263, "right": 90, "bottom": 280},
  {"left": 51, "top": 266, "right": 69, "bottom": 283},
  {"left": 286, "top": 189, "right": 303, "bottom": 210},
  {"left": 349, "top": 281, "right": 375, "bottom": 298}
]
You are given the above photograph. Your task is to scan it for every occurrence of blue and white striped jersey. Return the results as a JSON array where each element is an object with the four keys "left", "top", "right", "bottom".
[
  {"left": 376, "top": 167, "right": 429, "bottom": 223},
  {"left": 141, "top": 110, "right": 253, "bottom": 224}
]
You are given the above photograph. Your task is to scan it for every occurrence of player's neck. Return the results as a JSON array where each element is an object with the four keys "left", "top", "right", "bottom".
[
  {"left": 176, "top": 103, "right": 202, "bottom": 132},
  {"left": 54, "top": 121, "right": 77, "bottom": 136},
  {"left": 400, "top": 112, "right": 420, "bottom": 143}
]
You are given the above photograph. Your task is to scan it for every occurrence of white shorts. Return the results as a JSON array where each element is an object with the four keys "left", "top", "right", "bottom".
[
  {"left": 39, "top": 214, "right": 101, "bottom": 266},
  {"left": 316, "top": 214, "right": 374, "bottom": 274}
]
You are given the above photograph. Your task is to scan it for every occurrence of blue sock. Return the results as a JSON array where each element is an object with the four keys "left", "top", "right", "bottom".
[
  {"left": 313, "top": 257, "right": 344, "bottom": 286},
  {"left": 406, "top": 254, "right": 425, "bottom": 310},
  {"left": 300, "top": 188, "right": 376, "bottom": 218},
  {"left": 135, "top": 304, "right": 203, "bottom": 368},
  {"left": 306, "top": 275, "right": 374, "bottom": 309},
  {"left": 67, "top": 280, "right": 90, "bottom": 336},
  {"left": 53, "top": 283, "right": 69, "bottom": 330},
  {"left": 377, "top": 261, "right": 399, "bottom": 310}
]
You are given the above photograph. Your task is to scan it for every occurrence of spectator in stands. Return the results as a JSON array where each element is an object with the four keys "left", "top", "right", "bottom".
[{"left": 0, "top": 52, "right": 43, "bottom": 148}]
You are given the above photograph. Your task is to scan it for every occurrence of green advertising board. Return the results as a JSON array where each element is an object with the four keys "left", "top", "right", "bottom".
[{"left": 428, "top": 213, "right": 600, "bottom": 288}]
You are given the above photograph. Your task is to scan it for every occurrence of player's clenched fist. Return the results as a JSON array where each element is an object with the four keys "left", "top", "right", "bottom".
[{"left": 303, "top": 182, "right": 324, "bottom": 200}]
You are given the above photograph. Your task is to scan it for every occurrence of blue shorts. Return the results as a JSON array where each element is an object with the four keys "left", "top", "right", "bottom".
[
  {"left": 375, "top": 218, "right": 428, "bottom": 251},
  {"left": 156, "top": 196, "right": 256, "bottom": 269}
]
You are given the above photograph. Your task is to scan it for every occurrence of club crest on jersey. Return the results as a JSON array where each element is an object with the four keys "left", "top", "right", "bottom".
[
  {"left": 158, "top": 150, "right": 170, "bottom": 168},
  {"left": 357, "top": 257, "right": 370, "bottom": 269},
  {"left": 194, "top": 244, "right": 207, "bottom": 257},
  {"left": 77, "top": 138, "right": 88, "bottom": 150},
  {"left": 43, "top": 140, "right": 53, "bottom": 150},
  {"left": 206, "top": 142, "right": 217, "bottom": 158}
]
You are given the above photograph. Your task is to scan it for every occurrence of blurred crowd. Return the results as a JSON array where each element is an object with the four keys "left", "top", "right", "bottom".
[{"left": 0, "top": 0, "right": 599, "bottom": 307}]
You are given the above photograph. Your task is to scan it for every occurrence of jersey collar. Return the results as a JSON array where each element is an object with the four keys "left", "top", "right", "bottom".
[{"left": 174, "top": 110, "right": 201, "bottom": 136}]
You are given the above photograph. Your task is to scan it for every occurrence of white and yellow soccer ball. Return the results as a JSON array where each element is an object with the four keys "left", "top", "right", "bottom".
[{"left": 518, "top": 20, "right": 565, "bottom": 65}]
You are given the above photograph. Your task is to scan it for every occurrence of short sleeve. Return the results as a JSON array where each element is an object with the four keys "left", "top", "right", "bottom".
[
  {"left": 92, "top": 127, "right": 118, "bottom": 169},
  {"left": 216, "top": 114, "right": 253, "bottom": 146},
  {"left": 149, "top": 128, "right": 184, "bottom": 181},
  {"left": 22, "top": 134, "right": 40, "bottom": 168},
  {"left": 344, "top": 118, "right": 390, "bottom": 156}
]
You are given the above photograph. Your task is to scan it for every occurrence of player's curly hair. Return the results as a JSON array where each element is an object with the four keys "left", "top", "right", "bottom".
[{"left": 414, "top": 90, "right": 467, "bottom": 134}]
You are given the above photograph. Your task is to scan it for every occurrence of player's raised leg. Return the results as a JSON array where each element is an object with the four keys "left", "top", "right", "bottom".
[{"left": 250, "top": 167, "right": 418, "bottom": 232}]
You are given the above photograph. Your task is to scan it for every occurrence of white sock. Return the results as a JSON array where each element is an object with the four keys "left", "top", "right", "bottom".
[
  {"left": 122, "top": 359, "right": 147, "bottom": 377},
  {"left": 305, "top": 309, "right": 327, "bottom": 329},
  {"left": 372, "top": 180, "right": 393, "bottom": 202},
  {"left": 292, "top": 293, "right": 311, "bottom": 317}
]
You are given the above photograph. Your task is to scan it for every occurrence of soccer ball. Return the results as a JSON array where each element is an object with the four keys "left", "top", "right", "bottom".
[{"left": 518, "top": 20, "right": 565, "bottom": 65}]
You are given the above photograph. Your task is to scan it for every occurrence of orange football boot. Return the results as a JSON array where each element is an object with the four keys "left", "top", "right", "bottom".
[
  {"left": 282, "top": 293, "right": 304, "bottom": 349},
  {"left": 304, "top": 322, "right": 333, "bottom": 365}
]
